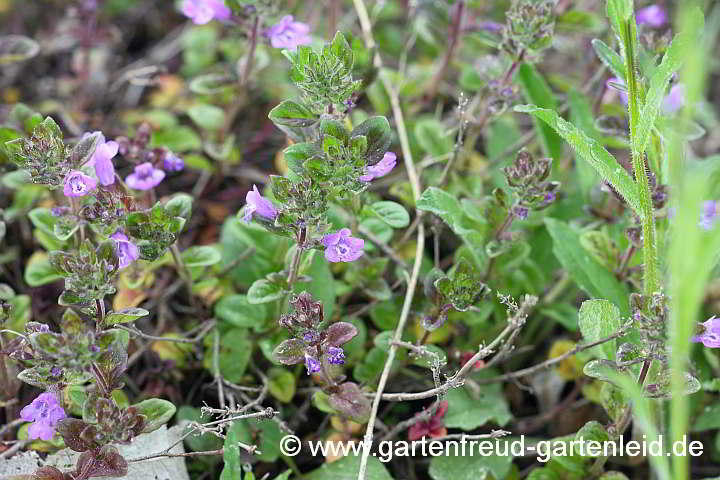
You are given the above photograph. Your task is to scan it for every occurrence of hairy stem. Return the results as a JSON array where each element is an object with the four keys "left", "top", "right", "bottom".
[{"left": 623, "top": 20, "right": 658, "bottom": 297}]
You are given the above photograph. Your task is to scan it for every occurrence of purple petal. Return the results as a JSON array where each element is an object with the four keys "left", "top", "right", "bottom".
[{"left": 636, "top": 5, "right": 668, "bottom": 28}]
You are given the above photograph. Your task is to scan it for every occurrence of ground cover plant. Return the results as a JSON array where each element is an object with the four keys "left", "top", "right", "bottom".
[{"left": 1, "top": 0, "right": 720, "bottom": 479}]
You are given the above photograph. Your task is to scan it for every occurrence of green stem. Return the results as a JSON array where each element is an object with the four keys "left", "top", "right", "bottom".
[{"left": 623, "top": 20, "right": 658, "bottom": 297}]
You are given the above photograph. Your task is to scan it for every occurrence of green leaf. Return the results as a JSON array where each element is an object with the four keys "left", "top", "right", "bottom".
[
  {"left": 417, "top": 187, "right": 471, "bottom": 235},
  {"left": 370, "top": 201, "right": 410, "bottom": 228},
  {"left": 634, "top": 8, "right": 704, "bottom": 157},
  {"left": 591, "top": 39, "right": 625, "bottom": 79},
  {"left": 691, "top": 402, "right": 720, "bottom": 432},
  {"left": 182, "top": 245, "right": 222, "bottom": 267},
  {"left": 305, "top": 454, "right": 393, "bottom": 480},
  {"left": 247, "top": 278, "right": 286, "bottom": 305},
  {"left": 104, "top": 308, "right": 150, "bottom": 326},
  {"left": 268, "top": 367, "right": 296, "bottom": 403},
  {"left": 568, "top": 89, "right": 602, "bottom": 197},
  {"left": 187, "top": 104, "right": 226, "bottom": 131},
  {"left": 25, "top": 256, "right": 63, "bottom": 287},
  {"left": 269, "top": 100, "right": 318, "bottom": 127},
  {"left": 351, "top": 116, "right": 392, "bottom": 163},
  {"left": 214, "top": 294, "right": 268, "bottom": 329},
  {"left": 133, "top": 398, "right": 177, "bottom": 433},
  {"left": 544, "top": 219, "right": 629, "bottom": 315},
  {"left": 28, "top": 208, "right": 57, "bottom": 236},
  {"left": 414, "top": 117, "right": 453, "bottom": 158},
  {"left": 517, "top": 64, "right": 563, "bottom": 160},
  {"left": 220, "top": 421, "right": 244, "bottom": 480},
  {"left": 151, "top": 126, "right": 202, "bottom": 152},
  {"left": 444, "top": 385, "right": 512, "bottom": 430},
  {"left": 165, "top": 193, "right": 193, "bottom": 220},
  {"left": 429, "top": 450, "right": 512, "bottom": 480},
  {"left": 606, "top": 0, "right": 632, "bottom": 37},
  {"left": 516, "top": 105, "right": 641, "bottom": 214},
  {"left": 205, "top": 329, "right": 253, "bottom": 383},
  {"left": 578, "top": 300, "right": 623, "bottom": 360}
]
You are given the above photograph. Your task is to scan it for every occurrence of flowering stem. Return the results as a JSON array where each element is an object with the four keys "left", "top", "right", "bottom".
[
  {"left": 286, "top": 227, "right": 307, "bottom": 288},
  {"left": 170, "top": 244, "right": 194, "bottom": 303},
  {"left": 241, "top": 15, "right": 260, "bottom": 87}
]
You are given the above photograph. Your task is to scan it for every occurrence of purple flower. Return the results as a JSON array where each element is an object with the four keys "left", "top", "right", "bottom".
[
  {"left": 125, "top": 162, "right": 165, "bottom": 190},
  {"left": 264, "top": 15, "right": 312, "bottom": 50},
  {"left": 303, "top": 330, "right": 319, "bottom": 344},
  {"left": 513, "top": 205, "right": 529, "bottom": 220},
  {"left": 84, "top": 132, "right": 118, "bottom": 186},
  {"left": 181, "top": 0, "right": 231, "bottom": 25},
  {"left": 305, "top": 354, "right": 321, "bottom": 374},
  {"left": 699, "top": 200, "right": 717, "bottom": 230},
  {"left": 111, "top": 231, "right": 140, "bottom": 269},
  {"left": 543, "top": 192, "right": 556, "bottom": 205},
  {"left": 692, "top": 316, "right": 720, "bottom": 348},
  {"left": 243, "top": 184, "right": 278, "bottom": 223},
  {"left": 326, "top": 346, "right": 345, "bottom": 365},
  {"left": 63, "top": 171, "right": 97, "bottom": 197},
  {"left": 321, "top": 228, "right": 364, "bottom": 263},
  {"left": 636, "top": 4, "right": 668, "bottom": 28},
  {"left": 359, "top": 152, "right": 397, "bottom": 182},
  {"left": 164, "top": 154, "right": 185, "bottom": 172},
  {"left": 662, "top": 84, "right": 685, "bottom": 114},
  {"left": 20, "top": 392, "right": 66, "bottom": 441}
]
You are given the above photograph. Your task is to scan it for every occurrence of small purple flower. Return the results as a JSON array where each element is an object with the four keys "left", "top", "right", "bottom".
[
  {"left": 264, "top": 15, "right": 312, "bottom": 50},
  {"left": 662, "top": 84, "right": 685, "bottom": 114},
  {"left": 692, "top": 316, "right": 720, "bottom": 348},
  {"left": 63, "top": 171, "right": 97, "bottom": 197},
  {"left": 321, "top": 228, "right": 364, "bottom": 263},
  {"left": 543, "top": 192, "right": 556, "bottom": 205},
  {"left": 326, "top": 346, "right": 345, "bottom": 365},
  {"left": 359, "top": 152, "right": 397, "bottom": 182},
  {"left": 111, "top": 231, "right": 140, "bottom": 269},
  {"left": 50, "top": 367, "right": 63, "bottom": 377},
  {"left": 699, "top": 200, "right": 717, "bottom": 230},
  {"left": 181, "top": 0, "right": 231, "bottom": 25},
  {"left": 20, "top": 392, "right": 66, "bottom": 441},
  {"left": 513, "top": 205, "right": 529, "bottom": 220},
  {"left": 243, "top": 184, "right": 278, "bottom": 223},
  {"left": 84, "top": 132, "right": 118, "bottom": 186},
  {"left": 636, "top": 4, "right": 668, "bottom": 29},
  {"left": 164, "top": 154, "right": 185, "bottom": 172},
  {"left": 125, "top": 162, "right": 165, "bottom": 190},
  {"left": 305, "top": 354, "right": 321, "bottom": 374},
  {"left": 89, "top": 344, "right": 100, "bottom": 353},
  {"left": 303, "top": 331, "right": 319, "bottom": 344}
]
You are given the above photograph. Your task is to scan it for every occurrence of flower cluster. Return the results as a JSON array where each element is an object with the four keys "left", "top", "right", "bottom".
[
  {"left": 273, "top": 292, "right": 357, "bottom": 376},
  {"left": 503, "top": 149, "right": 560, "bottom": 218}
]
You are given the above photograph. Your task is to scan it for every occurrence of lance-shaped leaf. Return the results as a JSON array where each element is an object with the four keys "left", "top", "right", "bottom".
[{"left": 516, "top": 105, "right": 641, "bottom": 214}]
